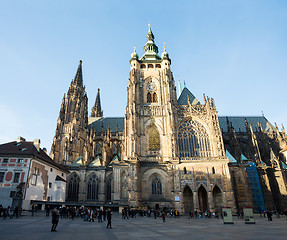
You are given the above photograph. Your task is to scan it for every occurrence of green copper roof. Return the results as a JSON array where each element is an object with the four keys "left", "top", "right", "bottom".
[
  {"left": 89, "top": 117, "right": 124, "bottom": 133},
  {"left": 241, "top": 154, "right": 248, "bottom": 161},
  {"left": 177, "top": 87, "right": 200, "bottom": 106},
  {"left": 70, "top": 156, "right": 83, "bottom": 166},
  {"left": 282, "top": 162, "right": 287, "bottom": 170},
  {"left": 89, "top": 156, "right": 102, "bottom": 167},
  {"left": 218, "top": 116, "right": 275, "bottom": 133},
  {"left": 140, "top": 25, "right": 161, "bottom": 61},
  {"left": 226, "top": 150, "right": 237, "bottom": 163}
]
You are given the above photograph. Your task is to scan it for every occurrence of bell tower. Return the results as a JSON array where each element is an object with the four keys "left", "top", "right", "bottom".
[{"left": 123, "top": 24, "right": 178, "bottom": 162}]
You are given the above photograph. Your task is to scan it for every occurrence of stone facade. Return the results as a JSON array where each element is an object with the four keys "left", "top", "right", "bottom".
[{"left": 50, "top": 26, "right": 287, "bottom": 213}]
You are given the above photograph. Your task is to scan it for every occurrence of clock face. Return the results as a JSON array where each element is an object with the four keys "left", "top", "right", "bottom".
[{"left": 146, "top": 82, "right": 157, "bottom": 92}]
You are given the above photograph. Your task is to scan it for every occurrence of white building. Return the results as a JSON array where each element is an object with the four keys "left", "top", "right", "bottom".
[{"left": 0, "top": 137, "right": 68, "bottom": 210}]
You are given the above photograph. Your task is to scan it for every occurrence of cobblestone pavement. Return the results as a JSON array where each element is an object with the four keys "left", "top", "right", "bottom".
[{"left": 1, "top": 213, "right": 286, "bottom": 240}]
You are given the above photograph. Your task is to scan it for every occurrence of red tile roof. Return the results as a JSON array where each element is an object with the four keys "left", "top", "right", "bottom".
[{"left": 0, "top": 141, "right": 68, "bottom": 172}]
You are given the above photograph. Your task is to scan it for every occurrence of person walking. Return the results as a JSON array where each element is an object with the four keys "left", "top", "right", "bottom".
[
  {"left": 31, "top": 205, "right": 35, "bottom": 216},
  {"left": 267, "top": 210, "right": 272, "bottom": 221},
  {"left": 3, "top": 206, "right": 11, "bottom": 219},
  {"left": 10, "top": 206, "right": 19, "bottom": 219},
  {"left": 98, "top": 209, "right": 103, "bottom": 223},
  {"left": 162, "top": 211, "right": 166, "bottom": 222},
  {"left": 106, "top": 209, "right": 112, "bottom": 229},
  {"left": 154, "top": 209, "right": 157, "bottom": 219},
  {"left": 46, "top": 206, "right": 50, "bottom": 217},
  {"left": 51, "top": 209, "right": 59, "bottom": 232}
]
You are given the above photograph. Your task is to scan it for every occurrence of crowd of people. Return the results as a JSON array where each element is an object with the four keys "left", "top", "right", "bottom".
[
  {"left": 1, "top": 203, "right": 287, "bottom": 232},
  {"left": 46, "top": 206, "right": 113, "bottom": 231},
  {"left": 0, "top": 205, "right": 20, "bottom": 219}
]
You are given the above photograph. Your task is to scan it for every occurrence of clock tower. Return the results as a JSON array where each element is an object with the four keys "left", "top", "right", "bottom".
[{"left": 123, "top": 24, "right": 178, "bottom": 162}]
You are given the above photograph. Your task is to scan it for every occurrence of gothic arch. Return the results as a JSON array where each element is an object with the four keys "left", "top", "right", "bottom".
[
  {"left": 151, "top": 176, "right": 162, "bottom": 195},
  {"left": 144, "top": 77, "right": 159, "bottom": 104},
  {"left": 177, "top": 118, "right": 211, "bottom": 158},
  {"left": 95, "top": 142, "right": 102, "bottom": 156},
  {"left": 183, "top": 185, "right": 194, "bottom": 213},
  {"left": 212, "top": 185, "right": 223, "bottom": 210},
  {"left": 67, "top": 172, "right": 80, "bottom": 201},
  {"left": 147, "top": 124, "right": 160, "bottom": 151},
  {"left": 86, "top": 173, "right": 99, "bottom": 201},
  {"left": 142, "top": 168, "right": 170, "bottom": 200},
  {"left": 198, "top": 185, "right": 208, "bottom": 212},
  {"left": 106, "top": 174, "right": 113, "bottom": 202}
]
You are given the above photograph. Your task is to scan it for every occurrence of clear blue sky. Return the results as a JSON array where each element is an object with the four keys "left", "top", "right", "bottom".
[{"left": 0, "top": 0, "right": 286, "bottom": 152}]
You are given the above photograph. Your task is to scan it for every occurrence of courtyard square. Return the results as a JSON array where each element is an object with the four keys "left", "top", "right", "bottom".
[{"left": 1, "top": 213, "right": 286, "bottom": 240}]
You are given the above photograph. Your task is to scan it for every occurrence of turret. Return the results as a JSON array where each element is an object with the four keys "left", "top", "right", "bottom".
[
  {"left": 50, "top": 60, "right": 88, "bottom": 165},
  {"left": 91, "top": 88, "right": 103, "bottom": 117}
]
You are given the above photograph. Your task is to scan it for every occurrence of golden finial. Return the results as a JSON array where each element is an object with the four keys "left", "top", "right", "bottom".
[
  {"left": 148, "top": 21, "right": 151, "bottom": 29},
  {"left": 163, "top": 42, "right": 166, "bottom": 50}
]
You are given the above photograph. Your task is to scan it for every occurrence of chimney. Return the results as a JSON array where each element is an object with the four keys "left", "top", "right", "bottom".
[
  {"left": 33, "top": 139, "right": 41, "bottom": 152},
  {"left": 17, "top": 136, "right": 26, "bottom": 142}
]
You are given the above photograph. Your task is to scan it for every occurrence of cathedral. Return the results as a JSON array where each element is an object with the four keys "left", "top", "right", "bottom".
[{"left": 50, "top": 25, "right": 287, "bottom": 213}]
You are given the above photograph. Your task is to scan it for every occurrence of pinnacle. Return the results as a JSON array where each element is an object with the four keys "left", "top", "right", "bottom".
[
  {"left": 74, "top": 60, "right": 83, "bottom": 86},
  {"left": 91, "top": 88, "right": 103, "bottom": 118}
]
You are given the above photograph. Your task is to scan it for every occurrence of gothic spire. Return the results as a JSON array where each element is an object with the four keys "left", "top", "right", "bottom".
[
  {"left": 91, "top": 88, "right": 103, "bottom": 117},
  {"left": 141, "top": 24, "right": 160, "bottom": 60},
  {"left": 74, "top": 60, "right": 83, "bottom": 86},
  {"left": 59, "top": 94, "right": 66, "bottom": 120}
]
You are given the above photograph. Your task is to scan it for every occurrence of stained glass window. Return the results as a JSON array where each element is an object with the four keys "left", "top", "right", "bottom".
[
  {"left": 152, "top": 177, "right": 162, "bottom": 195},
  {"left": 67, "top": 174, "right": 80, "bottom": 201},
  {"left": 95, "top": 142, "right": 102, "bottom": 156},
  {"left": 106, "top": 177, "right": 112, "bottom": 201},
  {"left": 177, "top": 119, "right": 211, "bottom": 157},
  {"left": 87, "top": 174, "right": 99, "bottom": 200},
  {"left": 149, "top": 126, "right": 160, "bottom": 151}
]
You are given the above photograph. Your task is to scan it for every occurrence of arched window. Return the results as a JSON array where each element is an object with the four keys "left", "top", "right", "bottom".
[
  {"left": 212, "top": 167, "right": 215, "bottom": 174},
  {"left": 146, "top": 81, "right": 158, "bottom": 104},
  {"left": 95, "top": 142, "right": 102, "bottom": 156},
  {"left": 140, "top": 64, "right": 146, "bottom": 69},
  {"left": 149, "top": 125, "right": 160, "bottom": 151},
  {"left": 148, "top": 64, "right": 154, "bottom": 68},
  {"left": 152, "top": 177, "right": 162, "bottom": 195},
  {"left": 112, "top": 143, "right": 117, "bottom": 155},
  {"left": 155, "top": 64, "right": 161, "bottom": 68},
  {"left": 87, "top": 174, "right": 99, "bottom": 201},
  {"left": 177, "top": 119, "right": 211, "bottom": 158},
  {"left": 106, "top": 177, "right": 112, "bottom": 202},
  {"left": 152, "top": 92, "right": 158, "bottom": 102},
  {"left": 147, "top": 92, "right": 152, "bottom": 103},
  {"left": 67, "top": 174, "right": 80, "bottom": 201}
]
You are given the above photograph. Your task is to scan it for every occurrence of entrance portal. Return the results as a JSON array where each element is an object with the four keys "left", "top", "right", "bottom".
[
  {"left": 198, "top": 186, "right": 208, "bottom": 211},
  {"left": 213, "top": 186, "right": 223, "bottom": 210},
  {"left": 183, "top": 186, "right": 193, "bottom": 214}
]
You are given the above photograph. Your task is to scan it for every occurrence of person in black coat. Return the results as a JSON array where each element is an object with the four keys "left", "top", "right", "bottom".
[
  {"left": 267, "top": 210, "right": 272, "bottom": 221},
  {"left": 106, "top": 209, "right": 112, "bottom": 229},
  {"left": 51, "top": 209, "right": 59, "bottom": 232}
]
